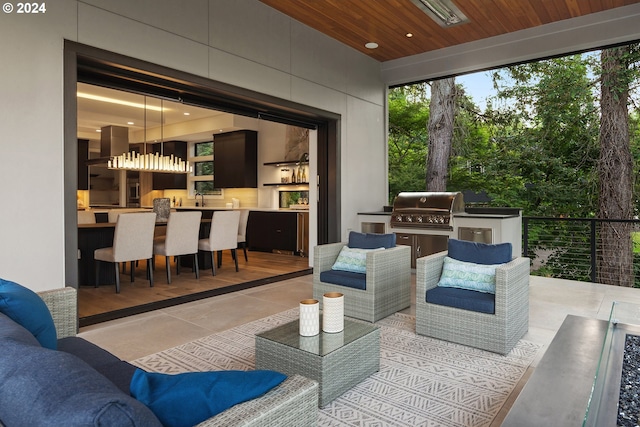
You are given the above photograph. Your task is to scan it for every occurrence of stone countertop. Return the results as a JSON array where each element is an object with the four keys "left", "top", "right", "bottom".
[
  {"left": 454, "top": 212, "right": 520, "bottom": 219},
  {"left": 358, "top": 211, "right": 392, "bottom": 216},
  {"left": 174, "top": 206, "right": 310, "bottom": 212}
]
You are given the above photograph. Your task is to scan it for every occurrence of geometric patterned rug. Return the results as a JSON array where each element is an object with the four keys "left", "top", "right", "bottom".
[{"left": 132, "top": 309, "right": 540, "bottom": 427}]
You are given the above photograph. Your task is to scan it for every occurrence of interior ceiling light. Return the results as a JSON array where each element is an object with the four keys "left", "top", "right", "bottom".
[
  {"left": 77, "top": 92, "right": 165, "bottom": 111},
  {"left": 365, "top": 42, "right": 379, "bottom": 49},
  {"left": 410, "top": 0, "right": 469, "bottom": 27},
  {"left": 406, "top": 33, "right": 413, "bottom": 38},
  {"left": 107, "top": 98, "right": 192, "bottom": 174}
]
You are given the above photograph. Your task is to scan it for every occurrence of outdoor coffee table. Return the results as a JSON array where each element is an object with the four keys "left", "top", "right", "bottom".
[{"left": 255, "top": 318, "right": 380, "bottom": 407}]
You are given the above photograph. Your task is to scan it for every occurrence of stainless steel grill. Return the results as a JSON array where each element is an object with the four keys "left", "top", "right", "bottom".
[{"left": 390, "top": 192, "right": 465, "bottom": 230}]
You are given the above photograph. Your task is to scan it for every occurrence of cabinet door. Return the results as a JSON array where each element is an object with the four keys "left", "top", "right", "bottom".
[
  {"left": 247, "top": 211, "right": 297, "bottom": 252},
  {"left": 395, "top": 233, "right": 416, "bottom": 268},
  {"left": 151, "top": 141, "right": 187, "bottom": 189},
  {"left": 214, "top": 130, "right": 257, "bottom": 188},
  {"left": 78, "top": 139, "right": 89, "bottom": 190}
]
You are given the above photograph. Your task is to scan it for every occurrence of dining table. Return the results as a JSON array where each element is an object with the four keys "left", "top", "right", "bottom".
[{"left": 78, "top": 218, "right": 212, "bottom": 287}]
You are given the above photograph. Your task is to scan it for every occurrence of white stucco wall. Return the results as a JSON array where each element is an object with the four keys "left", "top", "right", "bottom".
[{"left": 0, "top": 0, "right": 385, "bottom": 290}]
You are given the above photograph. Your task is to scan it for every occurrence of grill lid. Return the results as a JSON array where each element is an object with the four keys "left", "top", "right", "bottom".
[
  {"left": 390, "top": 192, "right": 464, "bottom": 229},
  {"left": 392, "top": 192, "right": 464, "bottom": 212}
]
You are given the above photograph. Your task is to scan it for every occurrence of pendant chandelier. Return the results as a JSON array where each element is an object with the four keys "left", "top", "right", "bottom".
[
  {"left": 107, "top": 151, "right": 192, "bottom": 174},
  {"left": 107, "top": 97, "right": 192, "bottom": 174}
]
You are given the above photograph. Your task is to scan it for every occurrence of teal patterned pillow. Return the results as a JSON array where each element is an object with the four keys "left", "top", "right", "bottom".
[
  {"left": 331, "top": 246, "right": 384, "bottom": 274},
  {"left": 437, "top": 256, "right": 506, "bottom": 294}
]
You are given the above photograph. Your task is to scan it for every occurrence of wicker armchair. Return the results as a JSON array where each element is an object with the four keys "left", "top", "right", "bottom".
[
  {"left": 415, "top": 251, "right": 530, "bottom": 355},
  {"left": 37, "top": 288, "right": 319, "bottom": 427},
  {"left": 313, "top": 242, "right": 411, "bottom": 322}
]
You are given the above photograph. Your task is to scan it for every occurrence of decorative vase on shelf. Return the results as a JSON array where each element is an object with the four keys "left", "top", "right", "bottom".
[
  {"left": 322, "top": 292, "right": 344, "bottom": 333},
  {"left": 299, "top": 299, "right": 320, "bottom": 336}
]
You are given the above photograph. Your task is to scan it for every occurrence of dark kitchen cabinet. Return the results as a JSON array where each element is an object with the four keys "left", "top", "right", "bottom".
[
  {"left": 78, "top": 139, "right": 89, "bottom": 190},
  {"left": 214, "top": 130, "right": 257, "bottom": 188},
  {"left": 247, "top": 211, "right": 297, "bottom": 253},
  {"left": 152, "top": 141, "right": 187, "bottom": 189}
]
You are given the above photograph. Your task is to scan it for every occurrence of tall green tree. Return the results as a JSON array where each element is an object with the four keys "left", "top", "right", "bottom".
[
  {"left": 597, "top": 46, "right": 638, "bottom": 286},
  {"left": 426, "top": 78, "right": 456, "bottom": 191},
  {"left": 388, "top": 87, "right": 429, "bottom": 202}
]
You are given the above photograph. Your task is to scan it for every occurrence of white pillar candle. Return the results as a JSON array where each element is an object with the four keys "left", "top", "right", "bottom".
[
  {"left": 322, "top": 292, "right": 344, "bottom": 333},
  {"left": 299, "top": 299, "right": 320, "bottom": 336}
]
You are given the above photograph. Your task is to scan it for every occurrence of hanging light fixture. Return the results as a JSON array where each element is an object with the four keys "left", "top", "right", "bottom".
[
  {"left": 107, "top": 97, "right": 192, "bottom": 174},
  {"left": 107, "top": 151, "right": 192, "bottom": 173}
]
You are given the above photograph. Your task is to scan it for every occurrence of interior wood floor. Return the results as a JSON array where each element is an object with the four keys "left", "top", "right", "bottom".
[{"left": 78, "top": 250, "right": 311, "bottom": 327}]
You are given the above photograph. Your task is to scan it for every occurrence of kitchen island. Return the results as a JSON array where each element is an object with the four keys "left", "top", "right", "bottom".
[{"left": 176, "top": 207, "right": 309, "bottom": 257}]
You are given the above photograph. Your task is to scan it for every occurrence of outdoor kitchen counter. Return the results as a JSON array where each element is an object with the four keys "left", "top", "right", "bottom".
[{"left": 454, "top": 212, "right": 520, "bottom": 219}]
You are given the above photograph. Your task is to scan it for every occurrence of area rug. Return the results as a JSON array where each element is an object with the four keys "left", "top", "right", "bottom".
[{"left": 132, "top": 309, "right": 540, "bottom": 426}]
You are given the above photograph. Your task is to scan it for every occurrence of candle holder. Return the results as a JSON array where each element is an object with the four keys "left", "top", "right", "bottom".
[
  {"left": 299, "top": 299, "right": 320, "bottom": 336},
  {"left": 322, "top": 292, "right": 344, "bottom": 333}
]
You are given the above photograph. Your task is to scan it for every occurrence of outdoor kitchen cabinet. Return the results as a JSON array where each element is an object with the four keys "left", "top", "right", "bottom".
[
  {"left": 214, "top": 130, "right": 257, "bottom": 188},
  {"left": 395, "top": 232, "right": 448, "bottom": 268}
]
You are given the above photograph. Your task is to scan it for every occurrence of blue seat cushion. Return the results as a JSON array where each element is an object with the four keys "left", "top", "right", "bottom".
[
  {"left": 0, "top": 278, "right": 57, "bottom": 349},
  {"left": 348, "top": 231, "right": 396, "bottom": 249},
  {"left": 58, "top": 337, "right": 138, "bottom": 395},
  {"left": 0, "top": 318, "right": 161, "bottom": 427},
  {"left": 320, "top": 270, "right": 366, "bottom": 290},
  {"left": 0, "top": 312, "right": 40, "bottom": 346},
  {"left": 447, "top": 238, "right": 512, "bottom": 265},
  {"left": 130, "top": 369, "right": 287, "bottom": 427},
  {"left": 426, "top": 286, "right": 495, "bottom": 314}
]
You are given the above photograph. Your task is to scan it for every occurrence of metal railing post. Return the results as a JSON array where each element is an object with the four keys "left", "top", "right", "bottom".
[{"left": 590, "top": 219, "right": 597, "bottom": 283}]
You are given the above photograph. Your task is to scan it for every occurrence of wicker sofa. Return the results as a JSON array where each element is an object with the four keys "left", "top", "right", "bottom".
[
  {"left": 415, "top": 250, "right": 530, "bottom": 355},
  {"left": 4, "top": 287, "right": 318, "bottom": 426}
]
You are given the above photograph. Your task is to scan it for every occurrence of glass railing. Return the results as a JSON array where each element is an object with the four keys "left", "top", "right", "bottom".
[{"left": 583, "top": 301, "right": 640, "bottom": 426}]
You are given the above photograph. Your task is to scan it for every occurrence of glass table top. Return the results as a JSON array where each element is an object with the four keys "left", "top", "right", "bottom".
[{"left": 256, "top": 318, "right": 378, "bottom": 357}]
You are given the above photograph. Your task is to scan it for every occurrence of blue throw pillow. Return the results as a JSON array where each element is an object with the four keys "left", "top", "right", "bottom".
[
  {"left": 437, "top": 256, "right": 505, "bottom": 294},
  {"left": 0, "top": 278, "right": 57, "bottom": 349},
  {"left": 130, "top": 369, "right": 287, "bottom": 427},
  {"left": 348, "top": 231, "right": 396, "bottom": 249},
  {"left": 447, "top": 239, "right": 512, "bottom": 265}
]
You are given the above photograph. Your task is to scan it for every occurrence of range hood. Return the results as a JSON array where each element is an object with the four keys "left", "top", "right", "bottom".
[{"left": 85, "top": 125, "right": 130, "bottom": 165}]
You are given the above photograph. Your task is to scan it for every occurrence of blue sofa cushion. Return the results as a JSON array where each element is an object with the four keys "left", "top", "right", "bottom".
[
  {"left": 58, "top": 336, "right": 138, "bottom": 395},
  {"left": 0, "top": 323, "right": 161, "bottom": 427},
  {"left": 426, "top": 286, "right": 495, "bottom": 314},
  {"left": 332, "top": 246, "right": 384, "bottom": 274},
  {"left": 130, "top": 369, "right": 287, "bottom": 427},
  {"left": 320, "top": 270, "right": 367, "bottom": 290},
  {"left": 348, "top": 231, "right": 396, "bottom": 249},
  {"left": 447, "top": 239, "right": 512, "bottom": 265},
  {"left": 0, "top": 278, "right": 57, "bottom": 349},
  {"left": 0, "top": 312, "right": 41, "bottom": 346}
]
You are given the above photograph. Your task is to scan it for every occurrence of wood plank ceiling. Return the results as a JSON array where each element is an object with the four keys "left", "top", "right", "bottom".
[{"left": 259, "top": 0, "right": 640, "bottom": 62}]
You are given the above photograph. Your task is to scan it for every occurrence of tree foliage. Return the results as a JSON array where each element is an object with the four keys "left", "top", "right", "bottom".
[{"left": 388, "top": 44, "right": 640, "bottom": 285}]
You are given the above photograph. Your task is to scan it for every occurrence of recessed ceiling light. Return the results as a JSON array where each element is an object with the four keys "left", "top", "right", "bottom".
[
  {"left": 96, "top": 129, "right": 101, "bottom": 132},
  {"left": 406, "top": 33, "right": 413, "bottom": 38},
  {"left": 183, "top": 112, "right": 190, "bottom": 116},
  {"left": 127, "top": 121, "right": 134, "bottom": 125},
  {"left": 365, "top": 42, "right": 378, "bottom": 49}
]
